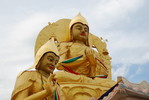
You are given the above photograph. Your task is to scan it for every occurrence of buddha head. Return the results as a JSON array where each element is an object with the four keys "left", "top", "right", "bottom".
[
  {"left": 69, "top": 13, "right": 89, "bottom": 46},
  {"left": 38, "top": 51, "right": 59, "bottom": 74},
  {"left": 30, "top": 38, "right": 59, "bottom": 74}
]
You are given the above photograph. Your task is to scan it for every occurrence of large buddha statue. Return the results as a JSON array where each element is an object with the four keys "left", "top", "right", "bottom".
[
  {"left": 55, "top": 13, "right": 113, "bottom": 79},
  {"left": 53, "top": 14, "right": 116, "bottom": 99},
  {"left": 56, "top": 13, "right": 97, "bottom": 77}
]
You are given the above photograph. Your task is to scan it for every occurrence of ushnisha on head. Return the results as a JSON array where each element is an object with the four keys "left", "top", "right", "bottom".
[
  {"left": 30, "top": 38, "right": 59, "bottom": 74},
  {"left": 69, "top": 13, "right": 89, "bottom": 46}
]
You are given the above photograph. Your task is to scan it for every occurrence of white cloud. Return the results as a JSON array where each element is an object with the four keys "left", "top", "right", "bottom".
[
  {"left": 112, "top": 64, "right": 130, "bottom": 80},
  {"left": 108, "top": 31, "right": 149, "bottom": 65},
  {"left": 90, "top": 0, "right": 149, "bottom": 81},
  {"left": 9, "top": 13, "right": 52, "bottom": 40},
  {"left": 107, "top": 30, "right": 149, "bottom": 81},
  {"left": 89, "top": 0, "right": 145, "bottom": 29},
  {"left": 0, "top": 12, "right": 53, "bottom": 99}
]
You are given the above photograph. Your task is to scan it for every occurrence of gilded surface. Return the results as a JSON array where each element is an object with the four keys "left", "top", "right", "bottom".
[
  {"left": 11, "top": 39, "right": 65, "bottom": 100},
  {"left": 34, "top": 13, "right": 116, "bottom": 99},
  {"left": 12, "top": 13, "right": 116, "bottom": 100},
  {"left": 35, "top": 19, "right": 112, "bottom": 79}
]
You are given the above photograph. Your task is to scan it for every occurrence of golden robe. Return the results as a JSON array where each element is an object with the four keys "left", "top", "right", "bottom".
[{"left": 11, "top": 71, "right": 65, "bottom": 100}]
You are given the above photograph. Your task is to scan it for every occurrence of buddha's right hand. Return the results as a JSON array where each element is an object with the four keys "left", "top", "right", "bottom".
[
  {"left": 86, "top": 48, "right": 94, "bottom": 57},
  {"left": 45, "top": 74, "right": 57, "bottom": 96},
  {"left": 85, "top": 48, "right": 96, "bottom": 65}
]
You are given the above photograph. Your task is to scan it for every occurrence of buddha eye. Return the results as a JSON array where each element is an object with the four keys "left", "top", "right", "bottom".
[
  {"left": 84, "top": 27, "right": 89, "bottom": 32},
  {"left": 75, "top": 25, "right": 82, "bottom": 30},
  {"left": 76, "top": 27, "right": 82, "bottom": 30},
  {"left": 84, "top": 29, "right": 88, "bottom": 32},
  {"left": 48, "top": 58, "right": 53, "bottom": 62}
]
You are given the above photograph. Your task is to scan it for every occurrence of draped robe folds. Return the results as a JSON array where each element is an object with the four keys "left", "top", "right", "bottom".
[
  {"left": 11, "top": 71, "right": 65, "bottom": 100},
  {"left": 58, "top": 42, "right": 94, "bottom": 76},
  {"left": 56, "top": 42, "right": 116, "bottom": 87}
]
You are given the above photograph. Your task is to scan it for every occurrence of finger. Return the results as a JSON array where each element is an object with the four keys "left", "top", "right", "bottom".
[
  {"left": 52, "top": 74, "right": 56, "bottom": 80},
  {"left": 50, "top": 74, "right": 55, "bottom": 81},
  {"left": 51, "top": 74, "right": 55, "bottom": 77},
  {"left": 48, "top": 74, "right": 53, "bottom": 82},
  {"left": 53, "top": 74, "right": 58, "bottom": 81}
]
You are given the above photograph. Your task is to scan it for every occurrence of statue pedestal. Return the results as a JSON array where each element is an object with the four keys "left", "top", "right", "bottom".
[{"left": 59, "top": 82, "right": 111, "bottom": 100}]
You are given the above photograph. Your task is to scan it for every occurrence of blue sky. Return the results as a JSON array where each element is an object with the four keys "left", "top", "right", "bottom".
[{"left": 0, "top": 0, "right": 149, "bottom": 99}]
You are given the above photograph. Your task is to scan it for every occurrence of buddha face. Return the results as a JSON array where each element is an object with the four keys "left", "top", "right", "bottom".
[
  {"left": 38, "top": 52, "right": 59, "bottom": 74},
  {"left": 71, "top": 22, "right": 89, "bottom": 43}
]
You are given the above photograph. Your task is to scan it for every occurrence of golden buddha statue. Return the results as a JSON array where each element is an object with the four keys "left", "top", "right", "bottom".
[
  {"left": 27, "top": 13, "right": 117, "bottom": 100},
  {"left": 56, "top": 13, "right": 96, "bottom": 77},
  {"left": 54, "top": 13, "right": 113, "bottom": 78},
  {"left": 11, "top": 38, "right": 65, "bottom": 100},
  {"left": 53, "top": 13, "right": 116, "bottom": 99}
]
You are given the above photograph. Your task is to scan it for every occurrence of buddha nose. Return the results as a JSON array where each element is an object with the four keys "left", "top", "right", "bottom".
[
  {"left": 51, "top": 61, "right": 55, "bottom": 66},
  {"left": 81, "top": 29, "right": 85, "bottom": 33}
]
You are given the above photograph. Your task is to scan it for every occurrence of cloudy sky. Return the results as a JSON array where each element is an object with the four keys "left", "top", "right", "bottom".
[{"left": 0, "top": 0, "right": 149, "bottom": 99}]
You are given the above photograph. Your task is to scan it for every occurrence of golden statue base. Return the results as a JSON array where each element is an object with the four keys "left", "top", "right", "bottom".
[{"left": 59, "top": 82, "right": 112, "bottom": 100}]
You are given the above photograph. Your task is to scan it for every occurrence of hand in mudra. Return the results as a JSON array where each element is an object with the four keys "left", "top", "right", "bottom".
[
  {"left": 85, "top": 48, "right": 96, "bottom": 65},
  {"left": 85, "top": 48, "right": 94, "bottom": 58},
  {"left": 45, "top": 74, "right": 57, "bottom": 96}
]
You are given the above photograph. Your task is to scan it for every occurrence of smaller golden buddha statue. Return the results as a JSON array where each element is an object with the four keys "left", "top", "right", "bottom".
[{"left": 11, "top": 38, "right": 65, "bottom": 100}]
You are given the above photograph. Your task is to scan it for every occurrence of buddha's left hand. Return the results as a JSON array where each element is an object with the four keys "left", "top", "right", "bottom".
[{"left": 45, "top": 74, "right": 57, "bottom": 96}]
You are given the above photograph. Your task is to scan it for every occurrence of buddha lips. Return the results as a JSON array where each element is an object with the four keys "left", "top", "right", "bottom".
[
  {"left": 80, "top": 33, "right": 86, "bottom": 36},
  {"left": 49, "top": 66, "right": 54, "bottom": 70}
]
